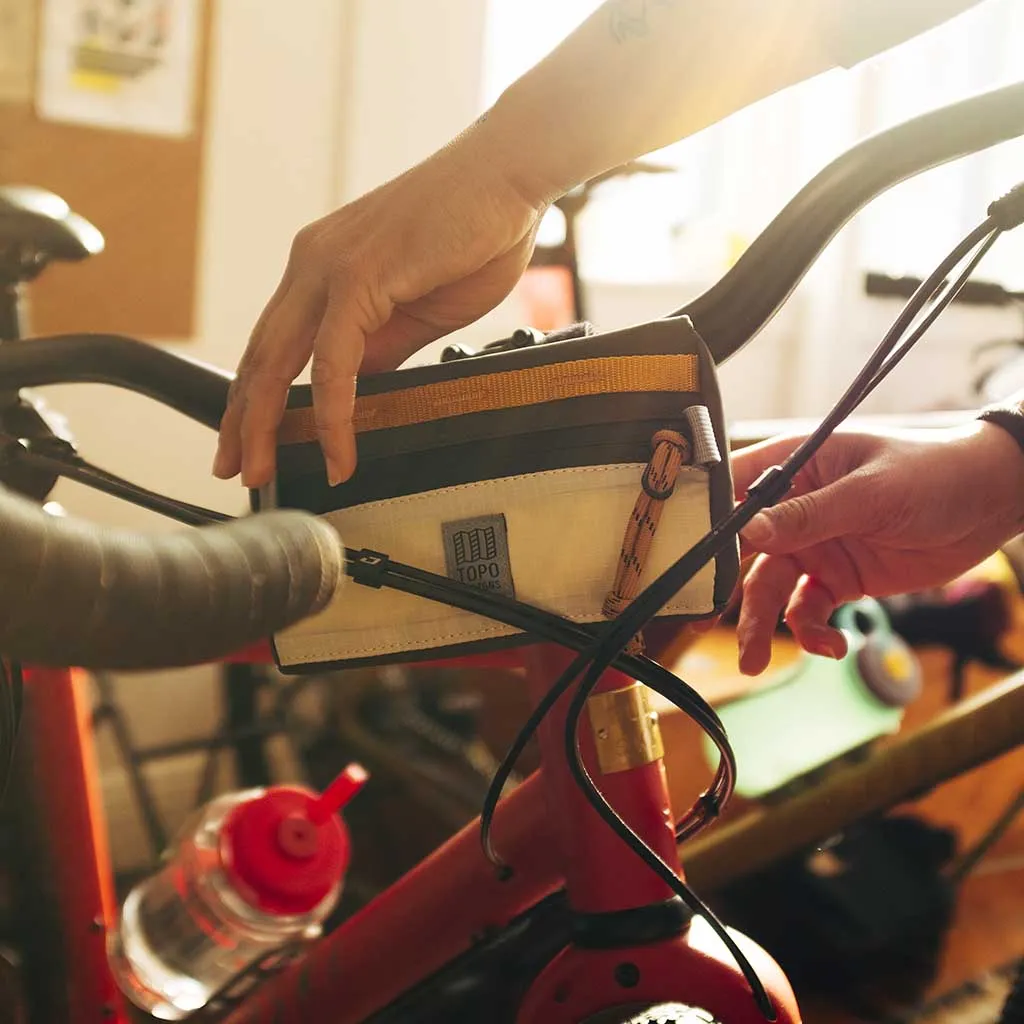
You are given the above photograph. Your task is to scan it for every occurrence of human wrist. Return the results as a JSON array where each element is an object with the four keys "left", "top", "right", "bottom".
[{"left": 470, "top": 79, "right": 598, "bottom": 210}]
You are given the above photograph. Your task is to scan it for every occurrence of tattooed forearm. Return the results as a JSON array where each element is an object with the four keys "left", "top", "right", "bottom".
[{"left": 608, "top": 0, "right": 678, "bottom": 43}]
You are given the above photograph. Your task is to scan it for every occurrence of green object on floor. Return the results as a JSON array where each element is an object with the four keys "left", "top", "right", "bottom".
[{"left": 704, "top": 598, "right": 922, "bottom": 799}]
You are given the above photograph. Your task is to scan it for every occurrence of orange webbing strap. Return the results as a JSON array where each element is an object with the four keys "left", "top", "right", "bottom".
[
  {"left": 277, "top": 354, "right": 700, "bottom": 443},
  {"left": 603, "top": 430, "right": 692, "bottom": 654}
]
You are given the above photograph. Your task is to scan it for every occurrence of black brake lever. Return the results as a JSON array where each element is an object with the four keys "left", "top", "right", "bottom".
[{"left": 6, "top": 436, "right": 231, "bottom": 526}]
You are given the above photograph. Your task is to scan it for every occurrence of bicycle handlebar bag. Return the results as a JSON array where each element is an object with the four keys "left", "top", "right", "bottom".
[{"left": 259, "top": 316, "right": 738, "bottom": 671}]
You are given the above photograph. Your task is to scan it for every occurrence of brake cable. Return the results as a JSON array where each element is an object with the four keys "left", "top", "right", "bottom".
[
  {"left": 346, "top": 549, "right": 735, "bottom": 862},
  {"left": 3, "top": 435, "right": 231, "bottom": 526},
  {"left": 457, "top": 185, "right": 1021, "bottom": 1020}
]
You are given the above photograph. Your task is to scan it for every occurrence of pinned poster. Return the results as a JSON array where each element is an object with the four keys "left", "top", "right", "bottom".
[
  {"left": 0, "top": 0, "right": 37, "bottom": 103},
  {"left": 36, "top": 0, "right": 199, "bottom": 137}
]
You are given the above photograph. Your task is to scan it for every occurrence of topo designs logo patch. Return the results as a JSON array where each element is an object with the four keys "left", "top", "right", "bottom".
[{"left": 441, "top": 514, "right": 515, "bottom": 599}]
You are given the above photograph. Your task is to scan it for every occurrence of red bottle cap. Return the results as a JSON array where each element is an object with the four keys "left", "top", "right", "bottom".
[{"left": 220, "top": 764, "right": 367, "bottom": 917}]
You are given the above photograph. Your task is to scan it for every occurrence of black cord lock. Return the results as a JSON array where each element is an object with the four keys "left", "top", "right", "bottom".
[{"left": 744, "top": 465, "right": 793, "bottom": 509}]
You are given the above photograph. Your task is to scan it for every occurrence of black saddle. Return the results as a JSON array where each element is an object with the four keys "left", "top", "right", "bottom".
[{"left": 0, "top": 186, "right": 104, "bottom": 284}]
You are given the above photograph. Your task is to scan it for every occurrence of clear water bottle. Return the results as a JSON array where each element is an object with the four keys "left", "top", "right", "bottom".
[{"left": 108, "top": 764, "right": 367, "bottom": 1021}]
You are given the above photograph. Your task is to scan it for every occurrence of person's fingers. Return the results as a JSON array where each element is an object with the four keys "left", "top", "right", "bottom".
[
  {"left": 236, "top": 281, "right": 323, "bottom": 488},
  {"left": 741, "top": 474, "right": 870, "bottom": 555},
  {"left": 737, "top": 553, "right": 800, "bottom": 675},
  {"left": 359, "top": 308, "right": 450, "bottom": 375},
  {"left": 719, "top": 553, "right": 756, "bottom": 623},
  {"left": 238, "top": 365, "right": 305, "bottom": 489},
  {"left": 213, "top": 275, "right": 292, "bottom": 480},
  {"left": 783, "top": 575, "right": 847, "bottom": 659},
  {"left": 213, "top": 378, "right": 246, "bottom": 480},
  {"left": 359, "top": 237, "right": 542, "bottom": 374},
  {"left": 311, "top": 289, "right": 376, "bottom": 486}
]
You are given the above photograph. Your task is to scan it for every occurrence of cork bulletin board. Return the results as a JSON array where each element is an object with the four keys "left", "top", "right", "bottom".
[{"left": 0, "top": 0, "right": 211, "bottom": 339}]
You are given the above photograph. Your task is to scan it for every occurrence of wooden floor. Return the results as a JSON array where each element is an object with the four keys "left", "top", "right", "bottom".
[
  {"left": 661, "top": 636, "right": 1024, "bottom": 1023},
  {"left": 802, "top": 654, "right": 1024, "bottom": 1021}
]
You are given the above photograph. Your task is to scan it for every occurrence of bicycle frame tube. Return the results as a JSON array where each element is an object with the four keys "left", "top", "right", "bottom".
[
  {"left": 19, "top": 641, "right": 561, "bottom": 1023},
  {"left": 222, "top": 643, "right": 796, "bottom": 1023},
  {"left": 29, "top": 638, "right": 1024, "bottom": 1023},
  {"left": 511, "top": 647, "right": 799, "bottom": 1024},
  {"left": 522, "top": 644, "right": 679, "bottom": 914},
  {"left": 25, "top": 635, "right": 794, "bottom": 1024},
  {"left": 221, "top": 647, "right": 601, "bottom": 1024},
  {"left": 22, "top": 643, "right": 561, "bottom": 1024},
  {"left": 19, "top": 666, "right": 131, "bottom": 1024}
]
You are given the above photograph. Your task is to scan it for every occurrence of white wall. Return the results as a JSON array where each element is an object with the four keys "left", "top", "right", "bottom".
[
  {"left": 33, "top": 0, "right": 352, "bottom": 867},
  {"left": 45, "top": 0, "right": 350, "bottom": 534},
  {"left": 340, "top": 0, "right": 488, "bottom": 199},
  {"left": 55, "top": 0, "right": 514, "bottom": 873},
  {"left": 340, "top": 0, "right": 534, "bottom": 362}
]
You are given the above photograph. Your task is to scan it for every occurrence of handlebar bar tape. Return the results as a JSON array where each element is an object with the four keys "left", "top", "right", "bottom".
[{"left": 0, "top": 487, "right": 344, "bottom": 669}]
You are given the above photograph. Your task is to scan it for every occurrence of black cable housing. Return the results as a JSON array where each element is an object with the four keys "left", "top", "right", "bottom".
[
  {"left": 434, "top": 203, "right": 1017, "bottom": 1020},
  {"left": 345, "top": 549, "right": 735, "bottom": 861}
]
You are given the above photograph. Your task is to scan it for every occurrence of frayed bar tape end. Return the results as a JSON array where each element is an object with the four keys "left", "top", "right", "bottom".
[{"left": 988, "top": 182, "right": 1024, "bottom": 232}]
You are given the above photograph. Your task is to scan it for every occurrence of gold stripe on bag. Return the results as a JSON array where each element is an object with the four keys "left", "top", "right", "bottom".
[{"left": 277, "top": 354, "right": 699, "bottom": 444}]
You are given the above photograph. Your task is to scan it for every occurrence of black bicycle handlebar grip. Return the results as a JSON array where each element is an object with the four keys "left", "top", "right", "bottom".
[{"left": 0, "top": 486, "right": 343, "bottom": 670}]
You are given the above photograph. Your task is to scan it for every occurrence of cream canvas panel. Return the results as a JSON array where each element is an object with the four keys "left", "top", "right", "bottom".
[{"left": 274, "top": 463, "right": 715, "bottom": 666}]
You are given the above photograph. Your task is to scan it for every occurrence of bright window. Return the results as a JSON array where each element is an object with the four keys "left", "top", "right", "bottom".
[{"left": 482, "top": 0, "right": 1024, "bottom": 291}]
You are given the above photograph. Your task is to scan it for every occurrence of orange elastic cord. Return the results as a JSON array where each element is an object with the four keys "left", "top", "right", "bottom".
[{"left": 603, "top": 430, "right": 692, "bottom": 655}]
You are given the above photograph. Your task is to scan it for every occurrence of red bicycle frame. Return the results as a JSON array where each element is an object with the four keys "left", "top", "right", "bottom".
[{"left": 21, "top": 640, "right": 799, "bottom": 1024}]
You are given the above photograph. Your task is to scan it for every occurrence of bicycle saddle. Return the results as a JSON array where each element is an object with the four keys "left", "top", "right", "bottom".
[{"left": 0, "top": 186, "right": 104, "bottom": 282}]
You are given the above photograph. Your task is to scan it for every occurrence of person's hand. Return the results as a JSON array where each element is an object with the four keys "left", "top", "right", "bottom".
[
  {"left": 729, "top": 421, "right": 1024, "bottom": 675},
  {"left": 213, "top": 120, "right": 552, "bottom": 488}
]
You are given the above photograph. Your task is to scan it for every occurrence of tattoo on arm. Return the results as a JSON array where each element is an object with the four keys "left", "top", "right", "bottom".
[{"left": 608, "top": 0, "right": 677, "bottom": 43}]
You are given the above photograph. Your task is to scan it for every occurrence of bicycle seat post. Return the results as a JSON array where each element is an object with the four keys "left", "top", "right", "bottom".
[
  {"left": 0, "top": 186, "right": 105, "bottom": 346},
  {"left": 0, "top": 272, "right": 27, "bottom": 411},
  {"left": 0, "top": 271, "right": 26, "bottom": 344}
]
